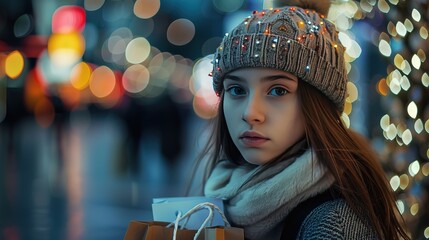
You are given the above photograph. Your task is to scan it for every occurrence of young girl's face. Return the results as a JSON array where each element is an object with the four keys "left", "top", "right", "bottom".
[{"left": 222, "top": 68, "right": 305, "bottom": 165}]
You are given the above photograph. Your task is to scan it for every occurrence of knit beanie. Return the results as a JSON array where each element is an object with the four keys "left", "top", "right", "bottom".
[{"left": 211, "top": 0, "right": 348, "bottom": 111}]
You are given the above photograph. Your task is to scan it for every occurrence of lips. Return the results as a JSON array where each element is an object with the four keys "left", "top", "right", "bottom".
[{"left": 239, "top": 131, "right": 269, "bottom": 147}]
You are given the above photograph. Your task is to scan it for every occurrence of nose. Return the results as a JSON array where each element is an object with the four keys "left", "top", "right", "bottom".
[{"left": 242, "top": 93, "right": 265, "bottom": 124}]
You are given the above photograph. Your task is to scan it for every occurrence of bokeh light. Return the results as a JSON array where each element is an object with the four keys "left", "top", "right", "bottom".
[
  {"left": 95, "top": 70, "right": 123, "bottom": 108},
  {"left": 48, "top": 32, "right": 85, "bottom": 67},
  {"left": 341, "top": 112, "right": 350, "bottom": 128},
  {"left": 380, "top": 114, "right": 390, "bottom": 131},
  {"left": 359, "top": 1, "right": 373, "bottom": 13},
  {"left": 345, "top": 39, "right": 362, "bottom": 59},
  {"left": 190, "top": 55, "right": 213, "bottom": 95},
  {"left": 402, "top": 129, "right": 412, "bottom": 145},
  {"left": 84, "top": 0, "right": 105, "bottom": 11},
  {"left": 411, "top": 54, "right": 421, "bottom": 69},
  {"left": 408, "top": 160, "right": 420, "bottom": 177},
  {"left": 149, "top": 52, "right": 176, "bottom": 80},
  {"left": 37, "top": 50, "right": 76, "bottom": 84},
  {"left": 387, "top": 21, "right": 397, "bottom": 37},
  {"left": 389, "top": 76, "right": 401, "bottom": 95},
  {"left": 410, "top": 203, "right": 419, "bottom": 216},
  {"left": 396, "top": 21, "right": 407, "bottom": 37},
  {"left": 404, "top": 19, "right": 413, "bottom": 32},
  {"left": 89, "top": 66, "right": 116, "bottom": 98},
  {"left": 422, "top": 73, "right": 429, "bottom": 87},
  {"left": 377, "top": 0, "right": 390, "bottom": 13},
  {"left": 344, "top": 100, "right": 352, "bottom": 115},
  {"left": 390, "top": 175, "right": 400, "bottom": 191},
  {"left": 377, "top": 78, "right": 389, "bottom": 96},
  {"left": 193, "top": 89, "right": 218, "bottom": 119},
  {"left": 167, "top": 19, "right": 195, "bottom": 46},
  {"left": 108, "top": 27, "right": 133, "bottom": 59},
  {"left": 135, "top": 52, "right": 174, "bottom": 98},
  {"left": 346, "top": 82, "right": 358, "bottom": 103},
  {"left": 14, "top": 14, "right": 33, "bottom": 38},
  {"left": 386, "top": 123, "right": 397, "bottom": 140},
  {"left": 411, "top": 9, "right": 421, "bottom": 22},
  {"left": 417, "top": 49, "right": 426, "bottom": 62},
  {"left": 399, "top": 174, "right": 409, "bottom": 190},
  {"left": 70, "top": 62, "right": 92, "bottom": 90},
  {"left": 424, "top": 227, "right": 429, "bottom": 238},
  {"left": 5, "top": 50, "right": 25, "bottom": 79},
  {"left": 125, "top": 37, "right": 151, "bottom": 64},
  {"left": 134, "top": 0, "right": 160, "bottom": 19},
  {"left": 400, "top": 76, "right": 410, "bottom": 91},
  {"left": 420, "top": 26, "right": 428, "bottom": 39},
  {"left": 407, "top": 101, "right": 418, "bottom": 119},
  {"left": 396, "top": 200, "right": 405, "bottom": 214},
  {"left": 122, "top": 64, "right": 150, "bottom": 94},
  {"left": 423, "top": 163, "right": 429, "bottom": 176},
  {"left": 378, "top": 39, "right": 392, "bottom": 57},
  {"left": 415, "top": 119, "right": 423, "bottom": 134},
  {"left": 52, "top": 5, "right": 86, "bottom": 34},
  {"left": 190, "top": 55, "right": 219, "bottom": 119}
]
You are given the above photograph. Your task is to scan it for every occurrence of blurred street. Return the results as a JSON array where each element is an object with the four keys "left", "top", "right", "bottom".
[{"left": 0, "top": 108, "right": 208, "bottom": 239}]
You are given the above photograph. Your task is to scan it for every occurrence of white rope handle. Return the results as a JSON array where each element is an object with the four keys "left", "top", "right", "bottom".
[
  {"left": 168, "top": 202, "right": 231, "bottom": 240},
  {"left": 172, "top": 210, "right": 182, "bottom": 240},
  {"left": 169, "top": 203, "right": 213, "bottom": 240}
]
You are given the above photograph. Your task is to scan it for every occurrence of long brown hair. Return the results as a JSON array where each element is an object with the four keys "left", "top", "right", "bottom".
[
  {"left": 188, "top": 80, "right": 409, "bottom": 239},
  {"left": 298, "top": 81, "right": 409, "bottom": 239}
]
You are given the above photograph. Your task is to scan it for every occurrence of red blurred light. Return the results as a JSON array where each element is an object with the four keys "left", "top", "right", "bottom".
[{"left": 52, "top": 6, "right": 86, "bottom": 33}]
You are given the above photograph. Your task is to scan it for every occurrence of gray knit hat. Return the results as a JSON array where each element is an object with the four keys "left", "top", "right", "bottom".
[{"left": 211, "top": 4, "right": 348, "bottom": 111}]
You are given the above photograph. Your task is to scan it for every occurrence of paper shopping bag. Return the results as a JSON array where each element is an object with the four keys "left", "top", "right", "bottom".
[
  {"left": 123, "top": 220, "right": 199, "bottom": 240},
  {"left": 204, "top": 226, "right": 244, "bottom": 240}
]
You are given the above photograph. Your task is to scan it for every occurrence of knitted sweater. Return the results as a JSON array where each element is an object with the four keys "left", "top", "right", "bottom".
[{"left": 294, "top": 199, "right": 378, "bottom": 240}]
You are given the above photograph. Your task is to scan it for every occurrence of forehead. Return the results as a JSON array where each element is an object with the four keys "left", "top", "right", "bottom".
[{"left": 223, "top": 68, "right": 298, "bottom": 82}]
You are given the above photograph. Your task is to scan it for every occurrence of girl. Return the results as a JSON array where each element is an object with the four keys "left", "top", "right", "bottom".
[{"left": 191, "top": 0, "right": 410, "bottom": 239}]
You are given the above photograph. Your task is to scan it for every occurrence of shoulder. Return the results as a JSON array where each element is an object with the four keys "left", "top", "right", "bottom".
[{"left": 297, "top": 199, "right": 378, "bottom": 240}]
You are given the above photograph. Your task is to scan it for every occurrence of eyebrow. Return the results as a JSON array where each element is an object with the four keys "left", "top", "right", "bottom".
[{"left": 224, "top": 74, "right": 297, "bottom": 82}]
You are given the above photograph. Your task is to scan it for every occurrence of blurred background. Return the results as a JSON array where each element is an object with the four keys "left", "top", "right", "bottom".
[{"left": 0, "top": 0, "right": 428, "bottom": 239}]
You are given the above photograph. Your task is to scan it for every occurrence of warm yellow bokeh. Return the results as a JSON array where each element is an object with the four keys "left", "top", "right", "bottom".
[
  {"left": 48, "top": 32, "right": 85, "bottom": 66},
  {"left": 71, "top": 62, "right": 92, "bottom": 90},
  {"left": 48, "top": 32, "right": 85, "bottom": 55},
  {"left": 5, "top": 50, "right": 25, "bottom": 79},
  {"left": 89, "top": 66, "right": 116, "bottom": 98},
  {"left": 377, "top": 78, "right": 389, "bottom": 96}
]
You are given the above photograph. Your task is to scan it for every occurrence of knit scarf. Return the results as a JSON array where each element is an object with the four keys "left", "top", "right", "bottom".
[{"left": 204, "top": 149, "right": 335, "bottom": 240}]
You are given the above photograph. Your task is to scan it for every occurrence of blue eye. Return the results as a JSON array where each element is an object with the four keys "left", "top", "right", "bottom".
[
  {"left": 226, "top": 86, "right": 246, "bottom": 96},
  {"left": 268, "top": 87, "right": 288, "bottom": 96}
]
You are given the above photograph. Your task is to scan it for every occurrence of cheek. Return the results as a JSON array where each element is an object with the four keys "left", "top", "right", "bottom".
[
  {"left": 289, "top": 107, "right": 305, "bottom": 139},
  {"left": 223, "top": 99, "right": 240, "bottom": 130},
  {"left": 275, "top": 103, "right": 305, "bottom": 138}
]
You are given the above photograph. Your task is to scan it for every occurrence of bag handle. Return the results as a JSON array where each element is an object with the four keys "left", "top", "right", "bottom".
[{"left": 168, "top": 202, "right": 231, "bottom": 240}]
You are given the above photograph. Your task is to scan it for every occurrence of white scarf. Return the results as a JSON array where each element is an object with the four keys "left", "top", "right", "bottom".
[{"left": 204, "top": 149, "right": 335, "bottom": 240}]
